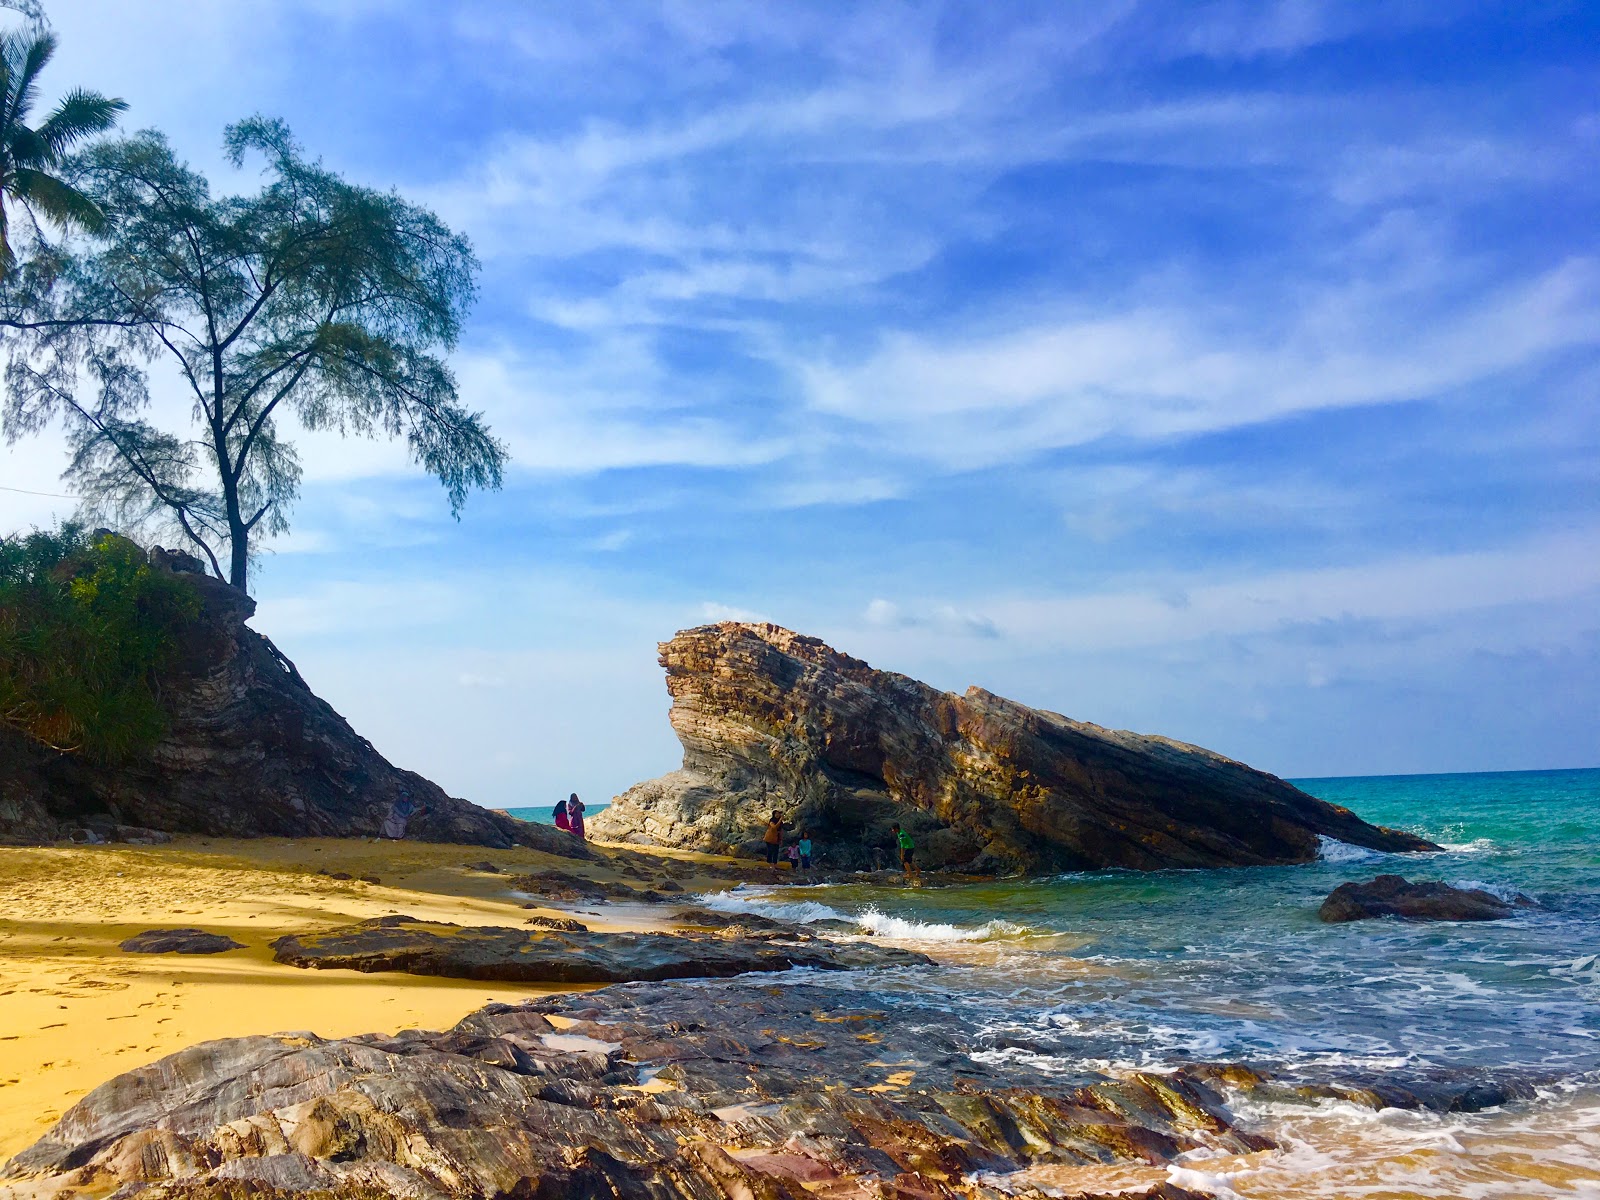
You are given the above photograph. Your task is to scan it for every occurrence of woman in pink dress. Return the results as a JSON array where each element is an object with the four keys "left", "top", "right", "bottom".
[
  {"left": 566, "top": 792, "right": 586, "bottom": 840},
  {"left": 553, "top": 799, "right": 571, "bottom": 832}
]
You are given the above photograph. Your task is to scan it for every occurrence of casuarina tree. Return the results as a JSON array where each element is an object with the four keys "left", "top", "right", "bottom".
[
  {"left": 0, "top": 117, "right": 504, "bottom": 591},
  {"left": 0, "top": 22, "right": 127, "bottom": 276}
]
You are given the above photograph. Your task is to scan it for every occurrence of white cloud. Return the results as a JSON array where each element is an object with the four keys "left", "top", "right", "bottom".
[
  {"left": 698, "top": 601, "right": 768, "bottom": 624},
  {"left": 799, "top": 258, "right": 1600, "bottom": 468},
  {"left": 975, "top": 527, "right": 1600, "bottom": 653}
]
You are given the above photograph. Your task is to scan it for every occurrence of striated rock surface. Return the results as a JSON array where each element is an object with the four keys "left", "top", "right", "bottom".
[
  {"left": 269, "top": 915, "right": 931, "bottom": 983},
  {"left": 1318, "top": 874, "right": 1531, "bottom": 923},
  {"left": 0, "top": 549, "right": 580, "bottom": 856},
  {"left": 0, "top": 980, "right": 1274, "bottom": 1199},
  {"left": 593, "top": 623, "right": 1437, "bottom": 873}
]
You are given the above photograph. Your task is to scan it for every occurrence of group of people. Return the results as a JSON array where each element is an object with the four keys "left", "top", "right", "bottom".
[
  {"left": 763, "top": 812, "right": 815, "bottom": 869},
  {"left": 552, "top": 793, "right": 587, "bottom": 840},
  {"left": 762, "top": 812, "right": 920, "bottom": 879}
]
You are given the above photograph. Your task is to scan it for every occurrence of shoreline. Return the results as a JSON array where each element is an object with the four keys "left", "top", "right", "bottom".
[
  {"left": 0, "top": 834, "right": 731, "bottom": 1160},
  {"left": 3, "top": 829, "right": 1596, "bottom": 1197}
]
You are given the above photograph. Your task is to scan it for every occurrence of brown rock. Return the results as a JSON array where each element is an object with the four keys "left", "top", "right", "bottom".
[
  {"left": 1318, "top": 874, "right": 1530, "bottom": 923},
  {"left": 0, "top": 980, "right": 1271, "bottom": 1198},
  {"left": 0, "top": 543, "right": 583, "bottom": 858},
  {"left": 119, "top": 928, "right": 245, "bottom": 954},
  {"left": 592, "top": 622, "right": 1438, "bottom": 873},
  {"left": 269, "top": 916, "right": 931, "bottom": 983}
]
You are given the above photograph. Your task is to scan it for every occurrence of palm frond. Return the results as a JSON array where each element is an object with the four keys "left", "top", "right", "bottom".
[
  {"left": 11, "top": 165, "right": 105, "bottom": 231},
  {"left": 2, "top": 29, "right": 54, "bottom": 134},
  {"left": 37, "top": 89, "right": 126, "bottom": 159}
]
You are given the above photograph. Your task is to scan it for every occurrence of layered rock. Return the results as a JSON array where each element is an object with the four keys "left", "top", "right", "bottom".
[
  {"left": 0, "top": 548, "right": 578, "bottom": 855},
  {"left": 593, "top": 623, "right": 1436, "bottom": 873},
  {"left": 0, "top": 980, "right": 1272, "bottom": 1199},
  {"left": 269, "top": 914, "right": 931, "bottom": 982}
]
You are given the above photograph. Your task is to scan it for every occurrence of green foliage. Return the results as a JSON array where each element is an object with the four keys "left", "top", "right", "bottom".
[
  {"left": 0, "top": 523, "right": 200, "bottom": 763},
  {"left": 0, "top": 115, "right": 502, "bottom": 592},
  {"left": 0, "top": 18, "right": 126, "bottom": 275}
]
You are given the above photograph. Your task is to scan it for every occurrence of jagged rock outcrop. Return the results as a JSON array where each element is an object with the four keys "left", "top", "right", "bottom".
[
  {"left": 593, "top": 623, "right": 1436, "bottom": 873},
  {"left": 0, "top": 980, "right": 1272, "bottom": 1199},
  {"left": 0, "top": 547, "right": 579, "bottom": 855}
]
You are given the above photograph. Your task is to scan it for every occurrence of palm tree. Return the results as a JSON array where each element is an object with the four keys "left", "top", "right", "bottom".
[{"left": 0, "top": 26, "right": 126, "bottom": 276}]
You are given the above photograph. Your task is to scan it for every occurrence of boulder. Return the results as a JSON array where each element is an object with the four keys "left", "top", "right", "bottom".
[
  {"left": 269, "top": 915, "right": 931, "bottom": 983},
  {"left": 1318, "top": 874, "right": 1531, "bottom": 923},
  {"left": 592, "top": 622, "right": 1438, "bottom": 873},
  {"left": 0, "top": 542, "right": 582, "bottom": 857},
  {"left": 119, "top": 928, "right": 245, "bottom": 954},
  {"left": 1, "top": 980, "right": 1272, "bottom": 1199}
]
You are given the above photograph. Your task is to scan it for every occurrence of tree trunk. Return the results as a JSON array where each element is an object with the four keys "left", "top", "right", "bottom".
[{"left": 228, "top": 524, "right": 248, "bottom": 592}]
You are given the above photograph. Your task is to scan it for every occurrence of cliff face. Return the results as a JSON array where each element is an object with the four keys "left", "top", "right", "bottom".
[
  {"left": 0, "top": 557, "right": 579, "bottom": 855},
  {"left": 591, "top": 622, "right": 1435, "bottom": 872}
]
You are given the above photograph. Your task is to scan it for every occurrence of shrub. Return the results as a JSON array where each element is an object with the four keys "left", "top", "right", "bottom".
[{"left": 0, "top": 523, "right": 200, "bottom": 763}]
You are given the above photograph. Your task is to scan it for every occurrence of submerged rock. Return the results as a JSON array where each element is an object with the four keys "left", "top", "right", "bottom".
[
  {"left": 1, "top": 980, "right": 1272, "bottom": 1199},
  {"left": 0, "top": 543, "right": 581, "bottom": 856},
  {"left": 269, "top": 915, "right": 930, "bottom": 983},
  {"left": 1318, "top": 875, "right": 1532, "bottom": 923},
  {"left": 593, "top": 622, "right": 1438, "bottom": 873},
  {"left": 119, "top": 928, "right": 245, "bottom": 954}
]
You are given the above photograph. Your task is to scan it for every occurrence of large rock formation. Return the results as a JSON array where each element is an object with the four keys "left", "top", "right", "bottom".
[
  {"left": 593, "top": 623, "right": 1436, "bottom": 873},
  {"left": 0, "top": 546, "right": 578, "bottom": 855}
]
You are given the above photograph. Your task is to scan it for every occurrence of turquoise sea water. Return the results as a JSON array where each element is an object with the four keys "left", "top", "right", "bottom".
[
  {"left": 683, "top": 769, "right": 1600, "bottom": 1195},
  {"left": 506, "top": 801, "right": 610, "bottom": 825}
]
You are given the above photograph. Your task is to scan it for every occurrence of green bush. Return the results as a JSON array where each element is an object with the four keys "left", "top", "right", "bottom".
[{"left": 0, "top": 524, "right": 201, "bottom": 763}]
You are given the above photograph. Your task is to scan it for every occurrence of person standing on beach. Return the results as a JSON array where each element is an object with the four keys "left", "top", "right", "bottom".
[
  {"left": 567, "top": 793, "right": 587, "bottom": 840},
  {"left": 891, "top": 822, "right": 918, "bottom": 880},
  {"left": 553, "top": 798, "right": 571, "bottom": 832},
  {"left": 763, "top": 811, "right": 785, "bottom": 865}
]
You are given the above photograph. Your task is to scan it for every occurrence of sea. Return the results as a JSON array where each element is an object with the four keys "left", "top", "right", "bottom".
[{"left": 552, "top": 769, "right": 1600, "bottom": 1198}]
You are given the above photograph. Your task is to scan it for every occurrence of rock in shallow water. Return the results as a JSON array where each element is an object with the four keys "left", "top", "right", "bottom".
[
  {"left": 592, "top": 622, "right": 1438, "bottom": 873},
  {"left": 269, "top": 915, "right": 931, "bottom": 983},
  {"left": 0, "top": 981, "right": 1273, "bottom": 1199},
  {"left": 1317, "top": 874, "right": 1532, "bottom": 923}
]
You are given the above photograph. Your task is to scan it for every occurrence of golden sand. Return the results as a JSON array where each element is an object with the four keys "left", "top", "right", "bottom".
[{"left": 0, "top": 835, "right": 710, "bottom": 1160}]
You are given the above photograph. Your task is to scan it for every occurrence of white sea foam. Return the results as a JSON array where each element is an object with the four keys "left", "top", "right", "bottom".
[
  {"left": 1317, "top": 836, "right": 1386, "bottom": 864},
  {"left": 1439, "top": 837, "right": 1499, "bottom": 855},
  {"left": 688, "top": 889, "right": 1027, "bottom": 942},
  {"left": 1452, "top": 878, "right": 1531, "bottom": 903},
  {"left": 854, "top": 907, "right": 1027, "bottom": 942},
  {"left": 689, "top": 889, "right": 851, "bottom": 925}
]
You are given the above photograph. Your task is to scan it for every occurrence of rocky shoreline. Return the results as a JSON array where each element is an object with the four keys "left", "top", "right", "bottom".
[
  {"left": 2, "top": 858, "right": 1560, "bottom": 1200},
  {"left": 1, "top": 963, "right": 1548, "bottom": 1200}
]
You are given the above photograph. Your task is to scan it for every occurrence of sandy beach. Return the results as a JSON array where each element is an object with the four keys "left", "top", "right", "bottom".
[{"left": 0, "top": 835, "right": 715, "bottom": 1160}]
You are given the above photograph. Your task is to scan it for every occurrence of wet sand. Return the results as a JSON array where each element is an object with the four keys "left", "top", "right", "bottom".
[{"left": 0, "top": 835, "right": 716, "bottom": 1160}]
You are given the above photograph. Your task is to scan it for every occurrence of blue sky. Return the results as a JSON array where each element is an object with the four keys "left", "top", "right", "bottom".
[{"left": 2, "top": 1, "right": 1597, "bottom": 807}]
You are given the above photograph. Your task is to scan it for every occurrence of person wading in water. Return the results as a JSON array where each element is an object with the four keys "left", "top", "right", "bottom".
[{"left": 891, "top": 822, "right": 919, "bottom": 881}]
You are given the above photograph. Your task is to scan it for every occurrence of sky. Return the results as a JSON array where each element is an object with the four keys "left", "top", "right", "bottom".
[{"left": 1, "top": 1, "right": 1596, "bottom": 808}]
